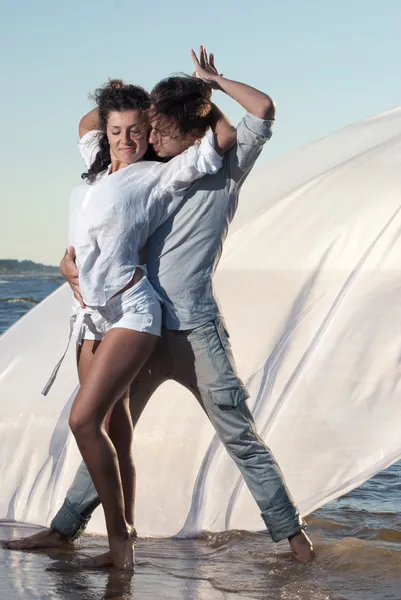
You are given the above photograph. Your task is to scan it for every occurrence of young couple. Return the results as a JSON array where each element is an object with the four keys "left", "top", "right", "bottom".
[{"left": 3, "top": 47, "right": 313, "bottom": 568}]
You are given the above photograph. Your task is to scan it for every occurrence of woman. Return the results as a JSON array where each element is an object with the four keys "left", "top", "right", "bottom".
[{"left": 49, "top": 72, "right": 235, "bottom": 570}]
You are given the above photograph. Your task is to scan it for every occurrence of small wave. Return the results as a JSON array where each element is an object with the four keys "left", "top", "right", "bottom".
[
  {"left": 0, "top": 297, "right": 39, "bottom": 306},
  {"left": 198, "top": 529, "right": 263, "bottom": 548},
  {"left": 0, "top": 280, "right": 8, "bottom": 284}
]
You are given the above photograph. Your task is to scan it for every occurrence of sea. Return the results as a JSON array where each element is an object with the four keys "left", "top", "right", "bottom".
[{"left": 1, "top": 275, "right": 401, "bottom": 600}]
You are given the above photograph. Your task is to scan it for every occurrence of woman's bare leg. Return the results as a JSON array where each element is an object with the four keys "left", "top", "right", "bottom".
[
  {"left": 69, "top": 327, "right": 158, "bottom": 569},
  {"left": 108, "top": 394, "right": 136, "bottom": 530},
  {"left": 78, "top": 392, "right": 137, "bottom": 569},
  {"left": 76, "top": 339, "right": 101, "bottom": 384},
  {"left": 78, "top": 341, "right": 169, "bottom": 569},
  {"left": 78, "top": 340, "right": 136, "bottom": 529}
]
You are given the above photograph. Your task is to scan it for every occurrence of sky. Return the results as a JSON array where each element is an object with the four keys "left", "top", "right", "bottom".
[{"left": 1, "top": 0, "right": 400, "bottom": 265}]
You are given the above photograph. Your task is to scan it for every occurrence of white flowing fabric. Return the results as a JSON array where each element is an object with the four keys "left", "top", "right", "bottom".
[{"left": 1, "top": 107, "right": 401, "bottom": 536}]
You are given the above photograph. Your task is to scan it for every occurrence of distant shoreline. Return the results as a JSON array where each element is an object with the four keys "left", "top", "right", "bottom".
[
  {"left": 0, "top": 259, "right": 60, "bottom": 276},
  {"left": 0, "top": 273, "right": 62, "bottom": 278}
]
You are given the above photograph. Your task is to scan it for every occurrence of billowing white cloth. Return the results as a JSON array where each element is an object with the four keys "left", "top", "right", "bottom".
[{"left": 1, "top": 107, "right": 401, "bottom": 535}]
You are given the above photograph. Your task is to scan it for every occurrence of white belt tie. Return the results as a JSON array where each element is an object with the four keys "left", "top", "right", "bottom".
[{"left": 41, "top": 309, "right": 92, "bottom": 396}]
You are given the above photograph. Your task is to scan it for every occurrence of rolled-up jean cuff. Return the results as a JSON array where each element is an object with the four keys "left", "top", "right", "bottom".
[
  {"left": 261, "top": 504, "right": 306, "bottom": 542},
  {"left": 50, "top": 500, "right": 90, "bottom": 540}
]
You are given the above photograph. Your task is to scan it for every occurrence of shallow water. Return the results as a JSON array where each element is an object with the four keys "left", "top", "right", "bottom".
[
  {"left": 2, "top": 498, "right": 401, "bottom": 600},
  {"left": 1, "top": 277, "right": 401, "bottom": 599},
  {"left": 2, "top": 460, "right": 401, "bottom": 600}
]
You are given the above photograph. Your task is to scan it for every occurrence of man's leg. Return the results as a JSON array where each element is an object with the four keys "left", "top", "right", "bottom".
[
  {"left": 2, "top": 334, "right": 171, "bottom": 551},
  {"left": 167, "top": 320, "right": 313, "bottom": 563}
]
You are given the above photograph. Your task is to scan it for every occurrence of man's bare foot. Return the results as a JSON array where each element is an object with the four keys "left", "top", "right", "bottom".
[
  {"left": 288, "top": 530, "right": 314, "bottom": 564},
  {"left": 2, "top": 528, "right": 72, "bottom": 551}
]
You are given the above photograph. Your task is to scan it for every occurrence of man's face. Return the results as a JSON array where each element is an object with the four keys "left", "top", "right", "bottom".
[{"left": 149, "top": 117, "right": 199, "bottom": 158}]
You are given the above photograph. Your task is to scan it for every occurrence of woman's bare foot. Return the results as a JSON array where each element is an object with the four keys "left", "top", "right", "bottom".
[
  {"left": 108, "top": 525, "right": 136, "bottom": 570},
  {"left": 2, "top": 528, "right": 72, "bottom": 551},
  {"left": 79, "top": 550, "right": 114, "bottom": 569},
  {"left": 77, "top": 526, "right": 136, "bottom": 570},
  {"left": 110, "top": 536, "right": 135, "bottom": 570},
  {"left": 78, "top": 544, "right": 134, "bottom": 570},
  {"left": 288, "top": 530, "right": 315, "bottom": 563}
]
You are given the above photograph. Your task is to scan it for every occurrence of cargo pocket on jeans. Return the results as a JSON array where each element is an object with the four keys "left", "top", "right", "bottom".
[{"left": 208, "top": 386, "right": 249, "bottom": 410}]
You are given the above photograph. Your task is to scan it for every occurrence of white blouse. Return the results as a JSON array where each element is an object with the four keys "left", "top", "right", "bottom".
[{"left": 69, "top": 130, "right": 222, "bottom": 307}]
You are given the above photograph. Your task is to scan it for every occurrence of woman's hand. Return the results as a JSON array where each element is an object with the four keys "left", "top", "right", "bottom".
[
  {"left": 191, "top": 46, "right": 223, "bottom": 90},
  {"left": 60, "top": 247, "right": 85, "bottom": 308}
]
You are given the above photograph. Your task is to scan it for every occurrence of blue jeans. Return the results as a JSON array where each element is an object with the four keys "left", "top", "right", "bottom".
[{"left": 51, "top": 317, "right": 305, "bottom": 542}]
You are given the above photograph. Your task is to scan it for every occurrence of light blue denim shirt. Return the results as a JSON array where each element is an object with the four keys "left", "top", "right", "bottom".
[{"left": 145, "top": 113, "right": 274, "bottom": 329}]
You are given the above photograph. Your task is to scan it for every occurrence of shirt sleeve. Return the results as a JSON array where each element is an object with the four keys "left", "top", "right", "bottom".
[
  {"left": 78, "top": 130, "right": 102, "bottom": 168},
  {"left": 227, "top": 113, "right": 274, "bottom": 186},
  {"left": 146, "top": 129, "right": 223, "bottom": 234}
]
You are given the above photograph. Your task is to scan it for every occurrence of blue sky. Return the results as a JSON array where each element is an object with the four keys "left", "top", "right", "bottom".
[{"left": 1, "top": 0, "right": 400, "bottom": 264}]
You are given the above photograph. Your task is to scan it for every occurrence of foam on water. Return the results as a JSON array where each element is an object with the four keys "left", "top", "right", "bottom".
[{"left": 0, "top": 297, "right": 39, "bottom": 305}]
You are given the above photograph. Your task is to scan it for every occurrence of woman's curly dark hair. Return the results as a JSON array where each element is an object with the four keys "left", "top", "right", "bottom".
[
  {"left": 82, "top": 79, "right": 157, "bottom": 184},
  {"left": 149, "top": 75, "right": 214, "bottom": 137}
]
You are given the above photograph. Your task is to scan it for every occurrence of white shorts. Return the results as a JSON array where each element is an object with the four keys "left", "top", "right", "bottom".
[
  {"left": 42, "top": 276, "right": 161, "bottom": 396},
  {"left": 73, "top": 276, "right": 162, "bottom": 343}
]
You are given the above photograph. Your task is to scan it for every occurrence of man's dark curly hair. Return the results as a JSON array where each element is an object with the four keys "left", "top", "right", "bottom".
[
  {"left": 82, "top": 79, "right": 157, "bottom": 184},
  {"left": 149, "top": 75, "right": 214, "bottom": 138}
]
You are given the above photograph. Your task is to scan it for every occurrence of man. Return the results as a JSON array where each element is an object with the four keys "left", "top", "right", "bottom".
[{"left": 3, "top": 48, "right": 313, "bottom": 563}]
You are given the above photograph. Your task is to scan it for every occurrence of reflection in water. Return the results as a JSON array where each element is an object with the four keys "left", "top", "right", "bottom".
[{"left": 1, "top": 526, "right": 259, "bottom": 600}]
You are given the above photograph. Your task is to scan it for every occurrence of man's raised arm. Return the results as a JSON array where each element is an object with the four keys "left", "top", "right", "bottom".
[
  {"left": 191, "top": 46, "right": 275, "bottom": 120},
  {"left": 192, "top": 46, "right": 275, "bottom": 184}
]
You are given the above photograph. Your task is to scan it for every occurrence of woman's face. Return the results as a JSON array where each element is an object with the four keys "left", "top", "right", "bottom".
[{"left": 106, "top": 110, "right": 149, "bottom": 165}]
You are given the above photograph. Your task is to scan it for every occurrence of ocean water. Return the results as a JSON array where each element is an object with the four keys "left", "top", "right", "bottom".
[
  {"left": 1, "top": 275, "right": 401, "bottom": 600},
  {"left": 0, "top": 275, "right": 64, "bottom": 335}
]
